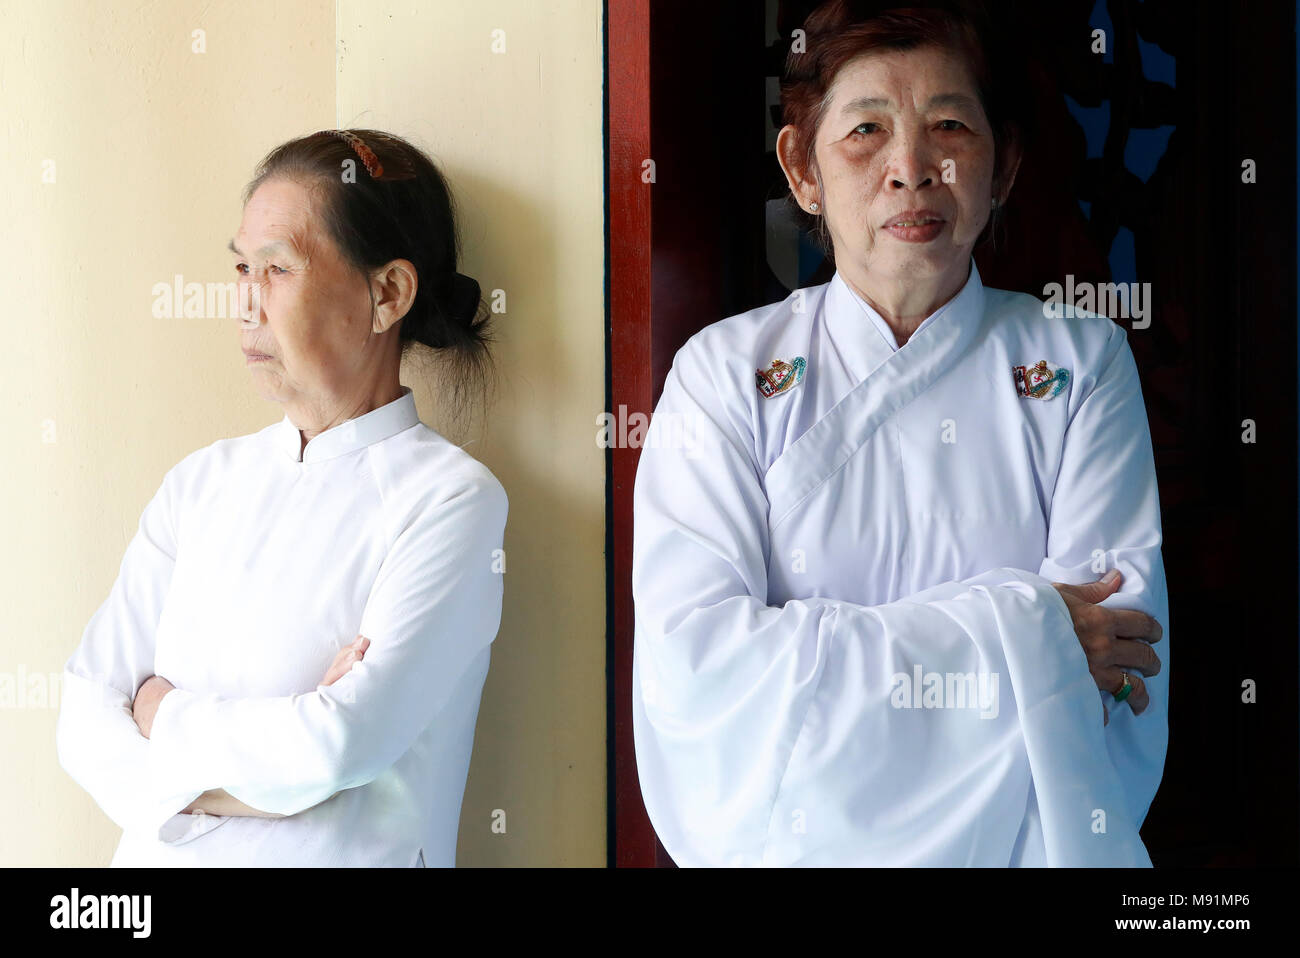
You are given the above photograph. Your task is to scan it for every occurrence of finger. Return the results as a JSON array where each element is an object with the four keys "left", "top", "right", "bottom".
[
  {"left": 1098, "top": 670, "right": 1150, "bottom": 716},
  {"left": 323, "top": 649, "right": 360, "bottom": 686},
  {"left": 1056, "top": 570, "right": 1123, "bottom": 605},
  {"left": 1125, "top": 673, "right": 1150, "bottom": 716},
  {"left": 1092, "top": 664, "right": 1143, "bottom": 700},
  {"left": 1091, "top": 664, "right": 1126, "bottom": 695},
  {"left": 1108, "top": 608, "right": 1163, "bottom": 643},
  {"left": 1111, "top": 636, "right": 1161, "bottom": 678}
]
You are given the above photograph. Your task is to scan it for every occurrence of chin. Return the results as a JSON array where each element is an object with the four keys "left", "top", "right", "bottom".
[
  {"left": 250, "top": 379, "right": 282, "bottom": 403},
  {"left": 879, "top": 246, "right": 954, "bottom": 276}
]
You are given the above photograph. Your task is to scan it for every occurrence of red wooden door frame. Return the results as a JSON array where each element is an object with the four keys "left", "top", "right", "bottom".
[
  {"left": 606, "top": 0, "right": 665, "bottom": 867},
  {"left": 606, "top": 0, "right": 766, "bottom": 868}
]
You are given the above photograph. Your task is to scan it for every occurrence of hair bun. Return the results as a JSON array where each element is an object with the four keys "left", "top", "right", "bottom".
[{"left": 448, "top": 272, "right": 481, "bottom": 327}]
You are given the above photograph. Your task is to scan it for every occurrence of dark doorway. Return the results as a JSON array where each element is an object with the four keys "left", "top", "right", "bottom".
[{"left": 607, "top": 0, "right": 1299, "bottom": 868}]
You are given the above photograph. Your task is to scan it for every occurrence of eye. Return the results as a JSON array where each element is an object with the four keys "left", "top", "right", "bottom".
[
  {"left": 938, "top": 119, "right": 966, "bottom": 131},
  {"left": 852, "top": 122, "right": 882, "bottom": 136},
  {"left": 234, "top": 263, "right": 288, "bottom": 275}
]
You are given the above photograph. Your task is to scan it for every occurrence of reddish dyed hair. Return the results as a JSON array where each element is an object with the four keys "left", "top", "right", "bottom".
[{"left": 780, "top": 0, "right": 1031, "bottom": 251}]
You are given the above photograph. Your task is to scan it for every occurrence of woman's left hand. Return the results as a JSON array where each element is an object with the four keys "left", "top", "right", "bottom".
[
  {"left": 132, "top": 674, "right": 176, "bottom": 739},
  {"left": 321, "top": 635, "right": 371, "bottom": 686},
  {"left": 1051, "top": 571, "right": 1162, "bottom": 727}
]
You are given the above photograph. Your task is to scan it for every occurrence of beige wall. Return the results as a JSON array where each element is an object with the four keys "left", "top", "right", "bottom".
[
  {"left": 0, "top": 0, "right": 605, "bottom": 866},
  {"left": 337, "top": 0, "right": 606, "bottom": 866}
]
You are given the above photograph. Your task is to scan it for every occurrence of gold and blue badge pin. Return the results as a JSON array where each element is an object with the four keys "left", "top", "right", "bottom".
[
  {"left": 756, "top": 357, "right": 806, "bottom": 399},
  {"left": 1012, "top": 359, "right": 1069, "bottom": 400}
]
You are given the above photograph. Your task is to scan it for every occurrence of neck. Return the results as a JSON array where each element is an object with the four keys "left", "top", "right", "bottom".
[
  {"left": 841, "top": 258, "right": 972, "bottom": 346},
  {"left": 293, "top": 379, "right": 404, "bottom": 450}
]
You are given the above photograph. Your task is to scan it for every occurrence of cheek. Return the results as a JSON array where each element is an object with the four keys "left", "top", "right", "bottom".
[
  {"left": 266, "top": 289, "right": 325, "bottom": 363},
  {"left": 823, "top": 155, "right": 884, "bottom": 217},
  {"left": 954, "top": 181, "right": 994, "bottom": 234},
  {"left": 827, "top": 146, "right": 879, "bottom": 184},
  {"left": 951, "top": 151, "right": 996, "bottom": 203}
]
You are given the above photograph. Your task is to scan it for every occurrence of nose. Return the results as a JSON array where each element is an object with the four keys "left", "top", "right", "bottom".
[
  {"left": 884, "top": 126, "right": 938, "bottom": 192},
  {"left": 237, "top": 278, "right": 264, "bottom": 326}
]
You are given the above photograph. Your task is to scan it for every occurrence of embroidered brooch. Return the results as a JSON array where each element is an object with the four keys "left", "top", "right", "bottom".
[
  {"left": 1012, "top": 359, "right": 1070, "bottom": 400},
  {"left": 756, "top": 357, "right": 806, "bottom": 398}
]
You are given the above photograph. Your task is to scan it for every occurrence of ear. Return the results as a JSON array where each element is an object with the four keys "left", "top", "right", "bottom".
[
  {"left": 369, "top": 259, "right": 418, "bottom": 334},
  {"left": 776, "top": 124, "right": 822, "bottom": 214}
]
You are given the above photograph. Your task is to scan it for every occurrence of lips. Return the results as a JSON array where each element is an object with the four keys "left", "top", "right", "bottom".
[{"left": 883, "top": 209, "right": 945, "bottom": 228}]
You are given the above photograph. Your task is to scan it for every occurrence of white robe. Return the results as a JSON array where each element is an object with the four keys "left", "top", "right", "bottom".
[
  {"left": 631, "top": 259, "right": 1169, "bottom": 867},
  {"left": 56, "top": 386, "right": 507, "bottom": 866}
]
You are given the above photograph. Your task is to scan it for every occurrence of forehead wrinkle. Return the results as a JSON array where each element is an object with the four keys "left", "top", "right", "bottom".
[
  {"left": 228, "top": 238, "right": 293, "bottom": 258},
  {"left": 826, "top": 44, "right": 982, "bottom": 112},
  {"left": 229, "top": 228, "right": 313, "bottom": 263},
  {"left": 839, "top": 95, "right": 891, "bottom": 114},
  {"left": 236, "top": 180, "right": 324, "bottom": 260},
  {"left": 836, "top": 91, "right": 980, "bottom": 115},
  {"left": 281, "top": 224, "right": 315, "bottom": 263}
]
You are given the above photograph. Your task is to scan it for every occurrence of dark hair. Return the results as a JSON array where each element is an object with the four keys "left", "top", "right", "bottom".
[
  {"left": 241, "top": 128, "right": 494, "bottom": 426},
  {"left": 780, "top": 0, "right": 1032, "bottom": 255}
]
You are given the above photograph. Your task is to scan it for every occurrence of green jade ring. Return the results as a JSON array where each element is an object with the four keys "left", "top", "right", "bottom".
[{"left": 1112, "top": 672, "right": 1134, "bottom": 704}]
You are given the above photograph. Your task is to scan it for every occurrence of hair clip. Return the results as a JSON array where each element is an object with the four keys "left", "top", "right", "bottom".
[{"left": 323, "top": 129, "right": 384, "bottom": 178}]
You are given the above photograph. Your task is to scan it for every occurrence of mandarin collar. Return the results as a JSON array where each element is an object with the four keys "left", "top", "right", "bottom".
[
  {"left": 822, "top": 258, "right": 984, "bottom": 383},
  {"left": 275, "top": 385, "right": 420, "bottom": 464}
]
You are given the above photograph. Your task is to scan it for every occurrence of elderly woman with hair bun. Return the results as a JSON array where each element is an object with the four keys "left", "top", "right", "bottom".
[
  {"left": 632, "top": 0, "right": 1168, "bottom": 867},
  {"left": 56, "top": 129, "right": 506, "bottom": 867}
]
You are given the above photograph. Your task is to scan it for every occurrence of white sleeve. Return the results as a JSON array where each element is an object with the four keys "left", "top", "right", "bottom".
[
  {"left": 55, "top": 465, "right": 208, "bottom": 841},
  {"left": 631, "top": 342, "right": 1134, "bottom": 867},
  {"left": 146, "top": 471, "right": 507, "bottom": 817},
  {"left": 1037, "top": 325, "right": 1170, "bottom": 828}
]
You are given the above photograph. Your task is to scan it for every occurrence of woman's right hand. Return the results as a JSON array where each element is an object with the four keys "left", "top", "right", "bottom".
[
  {"left": 1050, "top": 570, "right": 1163, "bottom": 726},
  {"left": 321, "top": 635, "right": 370, "bottom": 687}
]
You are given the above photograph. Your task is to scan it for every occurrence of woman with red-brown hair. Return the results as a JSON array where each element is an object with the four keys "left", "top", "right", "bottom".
[{"left": 632, "top": 1, "right": 1167, "bottom": 867}]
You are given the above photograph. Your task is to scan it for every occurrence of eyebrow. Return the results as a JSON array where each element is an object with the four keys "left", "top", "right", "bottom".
[
  {"left": 226, "top": 239, "right": 294, "bottom": 257},
  {"left": 840, "top": 92, "right": 980, "bottom": 114}
]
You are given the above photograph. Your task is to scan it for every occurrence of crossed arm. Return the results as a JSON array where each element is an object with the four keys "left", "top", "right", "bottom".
[
  {"left": 130, "top": 636, "right": 371, "bottom": 818},
  {"left": 631, "top": 322, "right": 1168, "bottom": 864},
  {"left": 57, "top": 458, "right": 507, "bottom": 846}
]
